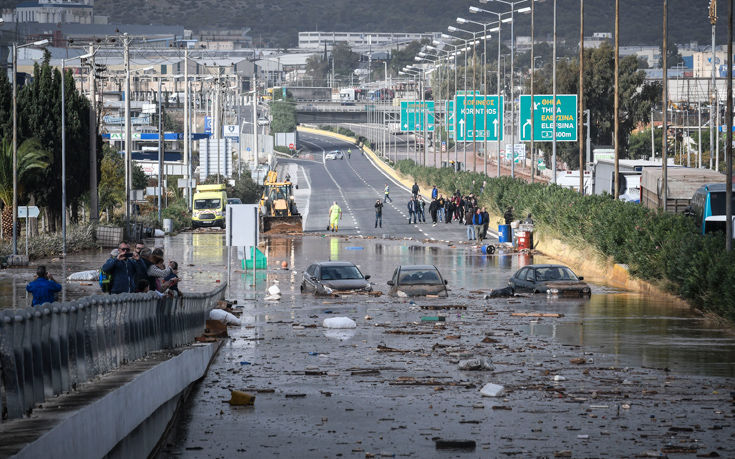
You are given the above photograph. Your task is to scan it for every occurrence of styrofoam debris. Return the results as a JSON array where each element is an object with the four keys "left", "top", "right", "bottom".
[
  {"left": 322, "top": 317, "right": 357, "bottom": 329},
  {"left": 479, "top": 383, "right": 505, "bottom": 397},
  {"left": 458, "top": 358, "right": 494, "bottom": 371}
]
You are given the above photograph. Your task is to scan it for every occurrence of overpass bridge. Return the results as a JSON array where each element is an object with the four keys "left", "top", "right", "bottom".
[{"left": 295, "top": 101, "right": 446, "bottom": 126}]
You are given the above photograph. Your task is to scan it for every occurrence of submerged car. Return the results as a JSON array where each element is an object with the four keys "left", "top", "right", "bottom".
[
  {"left": 508, "top": 264, "right": 591, "bottom": 297},
  {"left": 301, "top": 261, "right": 372, "bottom": 294},
  {"left": 387, "top": 264, "right": 448, "bottom": 297},
  {"left": 325, "top": 150, "right": 344, "bottom": 160}
]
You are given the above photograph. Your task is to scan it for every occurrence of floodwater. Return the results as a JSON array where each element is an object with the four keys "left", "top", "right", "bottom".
[{"left": 1, "top": 231, "right": 734, "bottom": 378}]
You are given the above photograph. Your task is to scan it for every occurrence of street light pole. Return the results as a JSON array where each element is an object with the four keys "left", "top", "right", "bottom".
[
  {"left": 662, "top": 0, "right": 669, "bottom": 212},
  {"left": 613, "top": 0, "right": 620, "bottom": 200},
  {"left": 579, "top": 0, "right": 585, "bottom": 194},
  {"left": 61, "top": 59, "right": 67, "bottom": 256},
  {"left": 11, "top": 42, "right": 17, "bottom": 255},
  {"left": 553, "top": 0, "right": 558, "bottom": 184}
]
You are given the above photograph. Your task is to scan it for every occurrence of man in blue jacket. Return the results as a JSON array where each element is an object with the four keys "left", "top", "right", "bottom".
[
  {"left": 26, "top": 265, "right": 62, "bottom": 306},
  {"left": 102, "top": 241, "right": 146, "bottom": 294}
]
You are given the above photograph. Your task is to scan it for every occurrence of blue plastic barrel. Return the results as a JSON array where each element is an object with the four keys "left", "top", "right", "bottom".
[{"left": 498, "top": 224, "right": 511, "bottom": 243}]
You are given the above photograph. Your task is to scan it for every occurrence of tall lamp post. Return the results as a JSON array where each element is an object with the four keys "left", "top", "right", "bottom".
[
  {"left": 482, "top": 0, "right": 530, "bottom": 178},
  {"left": 61, "top": 50, "right": 95, "bottom": 256},
  {"left": 11, "top": 38, "right": 49, "bottom": 256}
]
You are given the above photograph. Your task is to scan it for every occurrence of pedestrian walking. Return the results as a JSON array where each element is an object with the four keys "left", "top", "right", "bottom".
[
  {"left": 384, "top": 184, "right": 392, "bottom": 203},
  {"left": 417, "top": 197, "right": 426, "bottom": 223},
  {"left": 411, "top": 182, "right": 420, "bottom": 199},
  {"left": 431, "top": 185, "right": 438, "bottom": 200},
  {"left": 374, "top": 199, "right": 383, "bottom": 228},
  {"left": 102, "top": 241, "right": 146, "bottom": 294},
  {"left": 26, "top": 265, "right": 62, "bottom": 306},
  {"left": 444, "top": 199, "right": 454, "bottom": 224},
  {"left": 407, "top": 197, "right": 417, "bottom": 224},
  {"left": 329, "top": 201, "right": 342, "bottom": 232}
]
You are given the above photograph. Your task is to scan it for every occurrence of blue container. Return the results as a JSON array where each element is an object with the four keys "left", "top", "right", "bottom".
[{"left": 498, "top": 224, "right": 511, "bottom": 243}]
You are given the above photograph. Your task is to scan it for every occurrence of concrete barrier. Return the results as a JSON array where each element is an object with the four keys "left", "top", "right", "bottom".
[{"left": 0, "top": 285, "right": 226, "bottom": 422}]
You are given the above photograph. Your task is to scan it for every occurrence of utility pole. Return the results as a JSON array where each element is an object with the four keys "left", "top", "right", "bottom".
[
  {"left": 89, "top": 44, "right": 98, "bottom": 222},
  {"left": 579, "top": 0, "right": 585, "bottom": 195},
  {"left": 552, "top": 0, "right": 557, "bottom": 184},
  {"left": 184, "top": 46, "right": 191, "bottom": 209},
  {"left": 11, "top": 42, "right": 17, "bottom": 255},
  {"left": 253, "top": 75, "right": 259, "bottom": 167},
  {"left": 726, "top": 0, "right": 733, "bottom": 250},
  {"left": 510, "top": 5, "right": 515, "bottom": 179},
  {"left": 662, "top": 0, "right": 669, "bottom": 212},
  {"left": 124, "top": 33, "right": 131, "bottom": 225},
  {"left": 157, "top": 77, "right": 163, "bottom": 222},
  {"left": 710, "top": 0, "right": 717, "bottom": 170},
  {"left": 613, "top": 0, "right": 620, "bottom": 200},
  {"left": 530, "top": 0, "right": 535, "bottom": 183},
  {"left": 216, "top": 77, "right": 221, "bottom": 183}
]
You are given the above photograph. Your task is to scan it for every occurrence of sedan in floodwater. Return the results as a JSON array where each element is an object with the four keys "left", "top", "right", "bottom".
[
  {"left": 387, "top": 264, "right": 448, "bottom": 297},
  {"left": 508, "top": 264, "right": 591, "bottom": 297},
  {"left": 301, "top": 261, "right": 372, "bottom": 294}
]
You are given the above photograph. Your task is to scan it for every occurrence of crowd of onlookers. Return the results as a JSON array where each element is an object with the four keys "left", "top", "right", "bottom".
[{"left": 102, "top": 241, "right": 181, "bottom": 296}]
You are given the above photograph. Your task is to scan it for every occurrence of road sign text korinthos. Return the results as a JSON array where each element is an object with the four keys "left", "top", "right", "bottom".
[{"left": 454, "top": 95, "right": 504, "bottom": 142}]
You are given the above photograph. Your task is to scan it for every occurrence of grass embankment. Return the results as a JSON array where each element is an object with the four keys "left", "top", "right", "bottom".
[{"left": 394, "top": 159, "right": 735, "bottom": 321}]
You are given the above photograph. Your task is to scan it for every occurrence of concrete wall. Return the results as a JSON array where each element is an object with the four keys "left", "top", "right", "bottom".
[{"left": 12, "top": 342, "right": 220, "bottom": 459}]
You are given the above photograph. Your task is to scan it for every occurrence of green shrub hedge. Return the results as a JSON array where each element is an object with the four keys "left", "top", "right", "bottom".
[{"left": 395, "top": 159, "right": 735, "bottom": 320}]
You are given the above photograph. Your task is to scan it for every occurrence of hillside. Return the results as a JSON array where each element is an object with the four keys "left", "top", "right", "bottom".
[{"left": 2, "top": 0, "right": 727, "bottom": 48}]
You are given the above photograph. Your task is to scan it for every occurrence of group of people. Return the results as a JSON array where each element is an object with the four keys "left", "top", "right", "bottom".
[{"left": 102, "top": 241, "right": 181, "bottom": 296}]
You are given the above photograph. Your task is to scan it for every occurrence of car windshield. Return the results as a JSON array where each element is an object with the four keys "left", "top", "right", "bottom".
[
  {"left": 194, "top": 199, "right": 221, "bottom": 210},
  {"left": 534, "top": 266, "right": 578, "bottom": 282},
  {"left": 228, "top": 198, "right": 241, "bottom": 205},
  {"left": 398, "top": 268, "right": 442, "bottom": 285},
  {"left": 320, "top": 266, "right": 363, "bottom": 280}
]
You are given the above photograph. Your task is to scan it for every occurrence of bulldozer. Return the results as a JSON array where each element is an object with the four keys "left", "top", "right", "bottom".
[{"left": 259, "top": 170, "right": 303, "bottom": 233}]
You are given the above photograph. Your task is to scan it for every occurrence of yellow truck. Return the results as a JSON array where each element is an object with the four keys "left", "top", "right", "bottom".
[{"left": 192, "top": 184, "right": 227, "bottom": 228}]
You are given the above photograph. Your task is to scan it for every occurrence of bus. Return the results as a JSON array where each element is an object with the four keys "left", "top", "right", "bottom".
[{"left": 690, "top": 183, "right": 735, "bottom": 235}]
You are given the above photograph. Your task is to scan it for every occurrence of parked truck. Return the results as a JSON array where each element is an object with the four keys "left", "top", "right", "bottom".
[{"left": 641, "top": 167, "right": 724, "bottom": 214}]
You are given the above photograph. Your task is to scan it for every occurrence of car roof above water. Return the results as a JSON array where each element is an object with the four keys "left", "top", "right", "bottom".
[
  {"left": 399, "top": 264, "right": 438, "bottom": 270},
  {"left": 523, "top": 264, "right": 568, "bottom": 269},
  {"left": 314, "top": 261, "right": 357, "bottom": 267}
]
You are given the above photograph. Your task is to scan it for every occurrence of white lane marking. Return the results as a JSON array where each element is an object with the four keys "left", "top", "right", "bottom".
[
  {"left": 297, "top": 164, "right": 311, "bottom": 229},
  {"left": 301, "top": 138, "right": 360, "bottom": 234}
]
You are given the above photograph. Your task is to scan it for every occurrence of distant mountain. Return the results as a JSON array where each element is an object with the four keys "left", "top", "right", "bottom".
[{"left": 3, "top": 0, "right": 728, "bottom": 48}]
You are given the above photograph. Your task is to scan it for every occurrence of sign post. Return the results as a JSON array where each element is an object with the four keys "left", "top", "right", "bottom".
[
  {"left": 226, "top": 204, "right": 260, "bottom": 296},
  {"left": 519, "top": 94, "right": 578, "bottom": 142},
  {"left": 454, "top": 94, "right": 504, "bottom": 142},
  {"left": 18, "top": 206, "right": 39, "bottom": 256}
]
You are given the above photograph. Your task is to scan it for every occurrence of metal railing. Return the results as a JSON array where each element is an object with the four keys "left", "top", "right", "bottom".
[{"left": 0, "top": 284, "right": 226, "bottom": 421}]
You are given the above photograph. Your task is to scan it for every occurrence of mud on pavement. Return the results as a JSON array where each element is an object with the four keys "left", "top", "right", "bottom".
[{"left": 160, "top": 239, "right": 735, "bottom": 458}]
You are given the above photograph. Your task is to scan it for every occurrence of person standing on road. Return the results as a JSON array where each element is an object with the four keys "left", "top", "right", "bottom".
[
  {"left": 26, "top": 265, "right": 62, "bottom": 306},
  {"left": 480, "top": 207, "right": 490, "bottom": 240},
  {"left": 329, "top": 201, "right": 342, "bottom": 232},
  {"left": 102, "top": 241, "right": 146, "bottom": 294},
  {"left": 473, "top": 208, "right": 484, "bottom": 243},
  {"left": 465, "top": 207, "right": 476, "bottom": 240},
  {"left": 431, "top": 185, "right": 438, "bottom": 200},
  {"left": 347, "top": 148, "right": 352, "bottom": 159},
  {"left": 437, "top": 195, "right": 446, "bottom": 222},
  {"left": 407, "top": 197, "right": 417, "bottom": 224},
  {"left": 444, "top": 198, "right": 454, "bottom": 224},
  {"left": 411, "top": 182, "right": 420, "bottom": 199},
  {"left": 429, "top": 198, "right": 439, "bottom": 225},
  {"left": 417, "top": 197, "right": 426, "bottom": 223},
  {"left": 374, "top": 199, "right": 383, "bottom": 228},
  {"left": 384, "top": 184, "right": 392, "bottom": 203}
]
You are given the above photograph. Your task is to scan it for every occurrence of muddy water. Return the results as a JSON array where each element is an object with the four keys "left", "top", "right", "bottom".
[{"left": 1, "top": 232, "right": 733, "bottom": 378}]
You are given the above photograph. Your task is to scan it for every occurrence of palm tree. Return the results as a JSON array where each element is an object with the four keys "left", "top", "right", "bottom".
[{"left": 0, "top": 137, "right": 50, "bottom": 239}]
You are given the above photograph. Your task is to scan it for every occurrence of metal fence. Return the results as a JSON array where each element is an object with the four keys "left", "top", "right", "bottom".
[{"left": 0, "top": 284, "right": 226, "bottom": 422}]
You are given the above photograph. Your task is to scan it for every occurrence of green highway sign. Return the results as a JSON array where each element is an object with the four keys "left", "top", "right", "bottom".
[
  {"left": 454, "top": 94, "right": 503, "bottom": 142},
  {"left": 519, "top": 94, "right": 578, "bottom": 142},
  {"left": 400, "top": 101, "right": 435, "bottom": 132}
]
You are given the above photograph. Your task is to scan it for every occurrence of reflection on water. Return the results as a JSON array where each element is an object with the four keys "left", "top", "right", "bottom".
[{"left": 1, "top": 232, "right": 732, "bottom": 377}]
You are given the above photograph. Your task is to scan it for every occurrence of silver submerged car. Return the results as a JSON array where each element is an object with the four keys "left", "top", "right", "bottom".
[
  {"left": 301, "top": 261, "right": 372, "bottom": 294},
  {"left": 387, "top": 265, "right": 448, "bottom": 297}
]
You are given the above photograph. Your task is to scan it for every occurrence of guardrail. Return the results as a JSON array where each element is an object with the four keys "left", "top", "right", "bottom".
[{"left": 0, "top": 284, "right": 226, "bottom": 421}]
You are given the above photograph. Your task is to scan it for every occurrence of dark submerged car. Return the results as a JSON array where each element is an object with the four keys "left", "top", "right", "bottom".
[
  {"left": 387, "top": 265, "right": 448, "bottom": 297},
  {"left": 301, "top": 261, "right": 372, "bottom": 294},
  {"left": 508, "top": 264, "right": 591, "bottom": 297}
]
